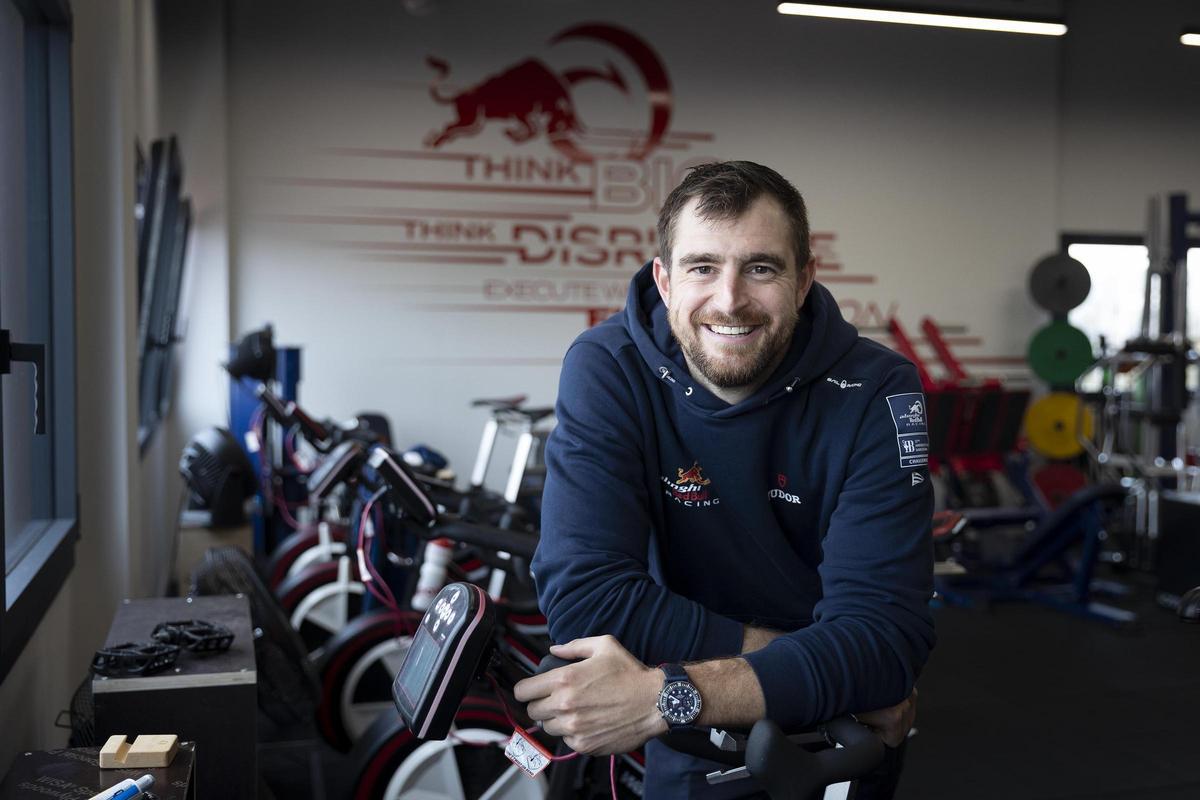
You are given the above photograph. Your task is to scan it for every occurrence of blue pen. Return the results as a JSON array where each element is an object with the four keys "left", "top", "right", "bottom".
[{"left": 86, "top": 774, "right": 154, "bottom": 800}]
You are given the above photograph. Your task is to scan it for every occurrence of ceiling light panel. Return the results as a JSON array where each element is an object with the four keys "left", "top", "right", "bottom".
[{"left": 776, "top": 3, "right": 1067, "bottom": 36}]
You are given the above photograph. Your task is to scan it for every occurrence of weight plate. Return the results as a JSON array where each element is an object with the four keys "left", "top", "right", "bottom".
[
  {"left": 1032, "top": 462, "right": 1088, "bottom": 510},
  {"left": 1024, "top": 392, "right": 1094, "bottom": 459},
  {"left": 1027, "top": 321, "right": 1095, "bottom": 386},
  {"left": 1029, "top": 253, "right": 1091, "bottom": 314}
]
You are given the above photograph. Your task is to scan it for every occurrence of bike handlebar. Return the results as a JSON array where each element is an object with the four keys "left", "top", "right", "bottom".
[
  {"left": 745, "top": 717, "right": 885, "bottom": 800},
  {"left": 431, "top": 517, "right": 538, "bottom": 561}
]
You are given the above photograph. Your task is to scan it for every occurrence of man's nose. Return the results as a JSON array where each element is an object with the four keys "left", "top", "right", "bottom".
[{"left": 711, "top": 271, "right": 749, "bottom": 313}]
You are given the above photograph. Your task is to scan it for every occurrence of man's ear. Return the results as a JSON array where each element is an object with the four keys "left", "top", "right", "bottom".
[
  {"left": 653, "top": 257, "right": 671, "bottom": 309},
  {"left": 796, "top": 256, "right": 816, "bottom": 306}
]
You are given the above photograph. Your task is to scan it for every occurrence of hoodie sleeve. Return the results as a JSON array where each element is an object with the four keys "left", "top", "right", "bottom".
[
  {"left": 743, "top": 363, "right": 936, "bottom": 728},
  {"left": 532, "top": 341, "right": 746, "bottom": 665}
]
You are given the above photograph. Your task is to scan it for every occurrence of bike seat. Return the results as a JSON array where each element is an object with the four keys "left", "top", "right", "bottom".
[
  {"left": 496, "top": 406, "right": 554, "bottom": 424},
  {"left": 471, "top": 395, "right": 528, "bottom": 410}
]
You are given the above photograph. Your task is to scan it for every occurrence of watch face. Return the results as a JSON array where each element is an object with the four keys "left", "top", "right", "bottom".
[{"left": 658, "top": 681, "right": 702, "bottom": 725}]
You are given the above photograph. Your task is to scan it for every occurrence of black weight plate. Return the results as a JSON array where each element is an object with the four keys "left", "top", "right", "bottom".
[{"left": 1029, "top": 253, "right": 1091, "bottom": 314}]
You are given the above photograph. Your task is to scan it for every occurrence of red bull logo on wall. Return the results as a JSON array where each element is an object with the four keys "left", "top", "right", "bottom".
[
  {"left": 258, "top": 19, "right": 1022, "bottom": 372},
  {"left": 423, "top": 23, "right": 673, "bottom": 163}
]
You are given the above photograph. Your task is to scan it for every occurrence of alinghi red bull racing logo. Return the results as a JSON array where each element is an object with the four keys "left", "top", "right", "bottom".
[
  {"left": 662, "top": 462, "right": 718, "bottom": 508},
  {"left": 423, "top": 23, "right": 672, "bottom": 163}
]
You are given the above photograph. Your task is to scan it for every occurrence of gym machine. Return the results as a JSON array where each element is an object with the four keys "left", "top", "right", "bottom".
[{"left": 1076, "top": 193, "right": 1200, "bottom": 592}]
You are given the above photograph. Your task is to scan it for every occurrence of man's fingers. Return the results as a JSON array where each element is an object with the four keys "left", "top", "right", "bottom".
[
  {"left": 525, "top": 699, "right": 548, "bottom": 721},
  {"left": 855, "top": 696, "right": 916, "bottom": 749},
  {"left": 516, "top": 640, "right": 603, "bottom": 702},
  {"left": 513, "top": 673, "right": 558, "bottom": 703},
  {"left": 548, "top": 636, "right": 609, "bottom": 660},
  {"left": 876, "top": 728, "right": 905, "bottom": 749}
]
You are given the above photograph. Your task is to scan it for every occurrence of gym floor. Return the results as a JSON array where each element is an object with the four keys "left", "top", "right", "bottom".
[{"left": 899, "top": 573, "right": 1200, "bottom": 800}]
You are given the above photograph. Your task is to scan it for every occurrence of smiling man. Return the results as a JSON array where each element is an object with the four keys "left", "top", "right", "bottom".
[{"left": 518, "top": 161, "right": 935, "bottom": 799}]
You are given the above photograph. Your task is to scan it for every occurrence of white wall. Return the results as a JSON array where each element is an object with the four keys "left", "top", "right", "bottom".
[
  {"left": 1059, "top": 0, "right": 1200, "bottom": 232},
  {"left": 158, "top": 1, "right": 232, "bottom": 484},
  {"left": 204, "top": 0, "right": 1079, "bottom": 479}
]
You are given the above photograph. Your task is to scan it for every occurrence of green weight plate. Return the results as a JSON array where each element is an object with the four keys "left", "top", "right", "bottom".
[
  {"left": 1029, "top": 253, "right": 1091, "bottom": 314},
  {"left": 1028, "top": 321, "right": 1095, "bottom": 386}
]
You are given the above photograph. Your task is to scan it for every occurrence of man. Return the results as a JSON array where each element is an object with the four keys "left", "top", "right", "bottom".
[{"left": 515, "top": 161, "right": 934, "bottom": 798}]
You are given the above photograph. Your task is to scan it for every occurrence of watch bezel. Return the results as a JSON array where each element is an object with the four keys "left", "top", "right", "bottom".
[{"left": 657, "top": 678, "right": 702, "bottom": 725}]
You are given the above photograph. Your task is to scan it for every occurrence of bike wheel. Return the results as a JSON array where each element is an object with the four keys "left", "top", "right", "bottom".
[
  {"left": 348, "top": 699, "right": 545, "bottom": 800},
  {"left": 276, "top": 557, "right": 365, "bottom": 658},
  {"left": 265, "top": 523, "right": 349, "bottom": 591},
  {"left": 317, "top": 609, "right": 421, "bottom": 752}
]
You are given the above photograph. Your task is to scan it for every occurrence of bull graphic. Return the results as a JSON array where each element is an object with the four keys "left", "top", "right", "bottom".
[
  {"left": 677, "top": 463, "right": 710, "bottom": 486},
  {"left": 422, "top": 23, "right": 673, "bottom": 162},
  {"left": 424, "top": 56, "right": 627, "bottom": 162},
  {"left": 908, "top": 400, "right": 924, "bottom": 417}
]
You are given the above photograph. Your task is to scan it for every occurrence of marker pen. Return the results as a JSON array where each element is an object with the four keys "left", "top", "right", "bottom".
[{"left": 86, "top": 774, "right": 154, "bottom": 800}]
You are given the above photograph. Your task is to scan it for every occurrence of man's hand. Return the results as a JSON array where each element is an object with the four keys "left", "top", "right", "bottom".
[
  {"left": 855, "top": 688, "right": 917, "bottom": 748},
  {"left": 513, "top": 635, "right": 667, "bottom": 755}
]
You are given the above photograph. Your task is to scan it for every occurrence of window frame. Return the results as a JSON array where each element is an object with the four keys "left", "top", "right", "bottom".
[
  {"left": 136, "top": 137, "right": 190, "bottom": 453},
  {"left": 1059, "top": 232, "right": 1144, "bottom": 250},
  {"left": 1, "top": 0, "right": 78, "bottom": 684}
]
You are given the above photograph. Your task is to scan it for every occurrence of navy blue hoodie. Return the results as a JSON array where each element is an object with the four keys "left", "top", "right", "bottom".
[{"left": 532, "top": 263, "right": 935, "bottom": 795}]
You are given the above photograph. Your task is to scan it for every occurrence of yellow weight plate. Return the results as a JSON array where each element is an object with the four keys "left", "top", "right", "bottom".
[{"left": 1024, "top": 392, "right": 1094, "bottom": 459}]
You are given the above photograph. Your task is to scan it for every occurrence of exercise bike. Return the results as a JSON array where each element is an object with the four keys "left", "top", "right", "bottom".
[{"left": 350, "top": 580, "right": 886, "bottom": 800}]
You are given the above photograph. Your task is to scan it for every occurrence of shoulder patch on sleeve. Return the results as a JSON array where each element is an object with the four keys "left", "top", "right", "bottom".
[{"left": 885, "top": 392, "right": 929, "bottom": 469}]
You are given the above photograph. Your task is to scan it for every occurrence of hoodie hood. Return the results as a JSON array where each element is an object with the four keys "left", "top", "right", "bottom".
[{"left": 622, "top": 261, "right": 858, "bottom": 416}]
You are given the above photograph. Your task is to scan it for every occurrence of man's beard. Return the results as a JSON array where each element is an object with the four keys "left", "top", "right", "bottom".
[{"left": 670, "top": 306, "right": 798, "bottom": 389}]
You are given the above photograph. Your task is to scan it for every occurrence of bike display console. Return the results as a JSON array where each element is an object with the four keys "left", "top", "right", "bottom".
[{"left": 392, "top": 582, "right": 496, "bottom": 739}]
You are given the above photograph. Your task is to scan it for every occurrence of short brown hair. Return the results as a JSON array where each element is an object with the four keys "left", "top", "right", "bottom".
[{"left": 656, "top": 161, "right": 811, "bottom": 271}]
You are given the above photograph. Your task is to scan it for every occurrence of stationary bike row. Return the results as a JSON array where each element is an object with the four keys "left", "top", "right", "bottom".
[
  {"left": 326, "top": 466, "right": 651, "bottom": 800},
  {"left": 261, "top": 389, "right": 552, "bottom": 593},
  {"left": 224, "top": 325, "right": 551, "bottom": 575},
  {"left": 269, "top": 421, "right": 549, "bottom": 651},
  {"left": 365, "top": 579, "right": 886, "bottom": 800},
  {"left": 284, "top": 441, "right": 548, "bottom": 752}
]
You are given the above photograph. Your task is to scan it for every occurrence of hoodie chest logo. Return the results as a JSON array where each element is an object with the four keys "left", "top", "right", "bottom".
[
  {"left": 768, "top": 472, "right": 803, "bottom": 505},
  {"left": 825, "top": 376, "right": 863, "bottom": 389},
  {"left": 661, "top": 461, "right": 720, "bottom": 508}
]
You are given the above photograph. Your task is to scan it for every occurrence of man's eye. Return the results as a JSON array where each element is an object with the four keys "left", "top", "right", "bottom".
[
  {"left": 750, "top": 264, "right": 777, "bottom": 275},
  {"left": 691, "top": 265, "right": 713, "bottom": 275}
]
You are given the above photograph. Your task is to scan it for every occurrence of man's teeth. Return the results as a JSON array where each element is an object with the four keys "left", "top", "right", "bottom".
[{"left": 708, "top": 324, "right": 753, "bottom": 335}]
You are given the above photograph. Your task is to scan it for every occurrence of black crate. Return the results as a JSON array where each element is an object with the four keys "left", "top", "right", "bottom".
[{"left": 92, "top": 595, "right": 256, "bottom": 800}]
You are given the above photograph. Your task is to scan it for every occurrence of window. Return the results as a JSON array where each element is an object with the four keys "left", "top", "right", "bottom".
[
  {"left": 1063, "top": 234, "right": 1199, "bottom": 351},
  {"left": 1, "top": 0, "right": 77, "bottom": 683},
  {"left": 136, "top": 136, "right": 191, "bottom": 450}
]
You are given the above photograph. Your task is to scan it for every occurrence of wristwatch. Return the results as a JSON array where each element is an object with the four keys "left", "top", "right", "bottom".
[{"left": 656, "top": 663, "right": 702, "bottom": 731}]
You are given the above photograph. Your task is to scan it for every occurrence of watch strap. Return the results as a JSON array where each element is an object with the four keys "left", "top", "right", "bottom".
[
  {"left": 660, "top": 663, "right": 689, "bottom": 684},
  {"left": 657, "top": 663, "right": 700, "bottom": 732}
]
